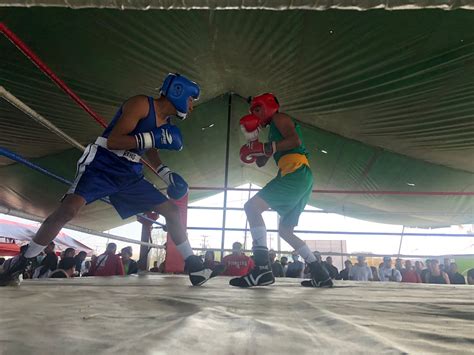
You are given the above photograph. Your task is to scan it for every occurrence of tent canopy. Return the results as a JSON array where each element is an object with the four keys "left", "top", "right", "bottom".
[{"left": 0, "top": 3, "right": 473, "bottom": 230}]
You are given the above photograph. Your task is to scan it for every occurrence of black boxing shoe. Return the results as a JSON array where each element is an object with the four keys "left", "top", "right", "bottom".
[
  {"left": 301, "top": 261, "right": 333, "bottom": 288},
  {"left": 229, "top": 264, "right": 275, "bottom": 288},
  {"left": 185, "top": 255, "right": 225, "bottom": 286},
  {"left": 0, "top": 253, "right": 29, "bottom": 287}
]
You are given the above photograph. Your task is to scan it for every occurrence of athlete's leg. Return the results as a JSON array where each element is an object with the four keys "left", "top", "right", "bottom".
[
  {"left": 153, "top": 200, "right": 224, "bottom": 286},
  {"left": 229, "top": 195, "right": 275, "bottom": 287}
]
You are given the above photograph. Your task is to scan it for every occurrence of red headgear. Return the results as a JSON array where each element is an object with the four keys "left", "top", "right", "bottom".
[{"left": 250, "top": 93, "right": 279, "bottom": 126}]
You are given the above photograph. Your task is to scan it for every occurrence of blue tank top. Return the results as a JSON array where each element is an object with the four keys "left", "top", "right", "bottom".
[{"left": 101, "top": 96, "right": 157, "bottom": 156}]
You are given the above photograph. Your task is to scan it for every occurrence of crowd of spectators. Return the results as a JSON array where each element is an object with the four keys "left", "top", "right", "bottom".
[
  {"left": 1, "top": 241, "right": 473, "bottom": 285},
  {"left": 188, "top": 244, "right": 474, "bottom": 285},
  {"left": 0, "top": 242, "right": 140, "bottom": 280}
]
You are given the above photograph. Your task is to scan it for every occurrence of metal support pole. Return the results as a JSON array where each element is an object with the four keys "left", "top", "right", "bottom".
[
  {"left": 397, "top": 225, "right": 405, "bottom": 258},
  {"left": 220, "top": 93, "right": 233, "bottom": 258}
]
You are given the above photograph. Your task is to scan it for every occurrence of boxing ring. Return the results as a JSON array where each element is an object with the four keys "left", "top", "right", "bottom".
[
  {"left": 1, "top": 8, "right": 474, "bottom": 354},
  {"left": 0, "top": 276, "right": 473, "bottom": 354}
]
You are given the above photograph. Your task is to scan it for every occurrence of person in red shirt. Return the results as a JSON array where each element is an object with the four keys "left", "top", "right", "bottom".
[
  {"left": 222, "top": 242, "right": 254, "bottom": 277},
  {"left": 401, "top": 260, "right": 421, "bottom": 283},
  {"left": 89, "top": 243, "right": 124, "bottom": 277}
]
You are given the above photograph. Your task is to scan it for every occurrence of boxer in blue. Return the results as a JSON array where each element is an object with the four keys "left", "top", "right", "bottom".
[{"left": 1, "top": 73, "right": 221, "bottom": 286}]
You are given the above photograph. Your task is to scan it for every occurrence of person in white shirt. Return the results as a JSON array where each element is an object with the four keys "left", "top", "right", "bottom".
[
  {"left": 349, "top": 255, "right": 373, "bottom": 281},
  {"left": 379, "top": 256, "right": 402, "bottom": 282}
]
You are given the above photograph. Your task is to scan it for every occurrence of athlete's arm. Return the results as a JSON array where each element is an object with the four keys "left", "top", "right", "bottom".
[
  {"left": 272, "top": 113, "right": 301, "bottom": 152},
  {"left": 144, "top": 149, "right": 163, "bottom": 171},
  {"left": 107, "top": 95, "right": 149, "bottom": 150}
]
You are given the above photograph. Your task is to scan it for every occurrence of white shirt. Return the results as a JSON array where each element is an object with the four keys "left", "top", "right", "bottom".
[
  {"left": 379, "top": 266, "right": 402, "bottom": 282},
  {"left": 349, "top": 264, "right": 373, "bottom": 281}
]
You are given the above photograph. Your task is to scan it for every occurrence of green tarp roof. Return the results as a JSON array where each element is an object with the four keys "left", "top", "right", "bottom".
[{"left": 1, "top": 4, "right": 473, "bottom": 230}]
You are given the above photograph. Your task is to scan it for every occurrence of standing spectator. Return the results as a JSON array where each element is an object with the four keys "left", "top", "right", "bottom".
[
  {"left": 467, "top": 268, "right": 474, "bottom": 285},
  {"left": 222, "top": 242, "right": 254, "bottom": 277},
  {"left": 121, "top": 246, "right": 138, "bottom": 275},
  {"left": 203, "top": 251, "right": 220, "bottom": 270},
  {"left": 62, "top": 247, "right": 76, "bottom": 259},
  {"left": 285, "top": 252, "right": 304, "bottom": 278},
  {"left": 401, "top": 260, "right": 421, "bottom": 283},
  {"left": 269, "top": 250, "right": 284, "bottom": 277},
  {"left": 50, "top": 257, "right": 76, "bottom": 278},
  {"left": 349, "top": 256, "right": 373, "bottom": 281},
  {"left": 379, "top": 257, "right": 402, "bottom": 282},
  {"left": 428, "top": 259, "right": 450, "bottom": 284},
  {"left": 280, "top": 256, "right": 288, "bottom": 277},
  {"left": 448, "top": 263, "right": 465, "bottom": 284},
  {"left": 323, "top": 256, "right": 339, "bottom": 279},
  {"left": 370, "top": 266, "right": 380, "bottom": 281},
  {"left": 89, "top": 243, "right": 125, "bottom": 276},
  {"left": 32, "top": 253, "right": 58, "bottom": 279},
  {"left": 74, "top": 251, "right": 87, "bottom": 276},
  {"left": 420, "top": 259, "right": 432, "bottom": 283},
  {"left": 337, "top": 260, "right": 352, "bottom": 280}
]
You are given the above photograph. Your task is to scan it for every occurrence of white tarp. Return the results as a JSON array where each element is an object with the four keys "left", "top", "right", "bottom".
[{"left": 0, "top": 275, "right": 472, "bottom": 353}]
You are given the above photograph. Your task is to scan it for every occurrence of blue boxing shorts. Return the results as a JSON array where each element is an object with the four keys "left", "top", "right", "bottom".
[{"left": 66, "top": 143, "right": 167, "bottom": 219}]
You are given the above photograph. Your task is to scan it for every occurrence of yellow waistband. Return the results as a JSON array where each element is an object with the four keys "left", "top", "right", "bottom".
[{"left": 277, "top": 153, "right": 309, "bottom": 176}]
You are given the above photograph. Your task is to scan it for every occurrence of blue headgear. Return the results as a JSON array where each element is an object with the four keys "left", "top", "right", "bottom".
[{"left": 160, "top": 73, "right": 200, "bottom": 119}]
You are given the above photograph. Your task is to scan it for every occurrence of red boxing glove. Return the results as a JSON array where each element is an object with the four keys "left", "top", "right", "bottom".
[
  {"left": 239, "top": 114, "right": 261, "bottom": 142},
  {"left": 239, "top": 141, "right": 275, "bottom": 164}
]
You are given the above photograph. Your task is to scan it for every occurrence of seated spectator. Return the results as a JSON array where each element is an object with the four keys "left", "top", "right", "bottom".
[
  {"left": 349, "top": 255, "right": 373, "bottom": 281},
  {"left": 379, "top": 257, "right": 402, "bottom": 282},
  {"left": 121, "top": 246, "right": 138, "bottom": 275},
  {"left": 89, "top": 243, "right": 125, "bottom": 276},
  {"left": 443, "top": 258, "right": 451, "bottom": 271},
  {"left": 50, "top": 257, "right": 76, "bottom": 278},
  {"left": 44, "top": 241, "right": 58, "bottom": 271},
  {"left": 448, "top": 263, "right": 466, "bottom": 284},
  {"left": 370, "top": 266, "right": 380, "bottom": 281},
  {"left": 149, "top": 261, "right": 161, "bottom": 272},
  {"left": 203, "top": 250, "right": 220, "bottom": 270},
  {"left": 428, "top": 259, "right": 450, "bottom": 284},
  {"left": 323, "top": 256, "right": 339, "bottom": 279},
  {"left": 32, "top": 253, "right": 58, "bottom": 279},
  {"left": 222, "top": 242, "right": 254, "bottom": 277},
  {"left": 74, "top": 251, "right": 87, "bottom": 276},
  {"left": 269, "top": 250, "right": 284, "bottom": 277},
  {"left": 415, "top": 261, "right": 423, "bottom": 277},
  {"left": 401, "top": 260, "right": 421, "bottom": 283},
  {"left": 285, "top": 252, "right": 304, "bottom": 278},
  {"left": 336, "top": 260, "right": 352, "bottom": 280},
  {"left": 420, "top": 259, "right": 432, "bottom": 283},
  {"left": 83, "top": 260, "right": 91, "bottom": 275},
  {"left": 62, "top": 247, "right": 76, "bottom": 259},
  {"left": 280, "top": 256, "right": 288, "bottom": 277},
  {"left": 468, "top": 268, "right": 474, "bottom": 285},
  {"left": 395, "top": 258, "right": 404, "bottom": 273}
]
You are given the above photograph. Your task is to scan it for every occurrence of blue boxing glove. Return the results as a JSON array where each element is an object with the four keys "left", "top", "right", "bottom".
[
  {"left": 157, "top": 164, "right": 188, "bottom": 200},
  {"left": 134, "top": 123, "right": 183, "bottom": 151}
]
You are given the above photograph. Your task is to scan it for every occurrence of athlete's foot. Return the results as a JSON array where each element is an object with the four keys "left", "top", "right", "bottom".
[
  {"left": 185, "top": 255, "right": 225, "bottom": 286},
  {"left": 300, "top": 261, "right": 333, "bottom": 288},
  {"left": 0, "top": 254, "right": 29, "bottom": 287},
  {"left": 229, "top": 264, "right": 275, "bottom": 288}
]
